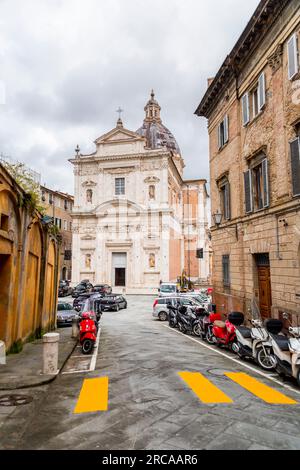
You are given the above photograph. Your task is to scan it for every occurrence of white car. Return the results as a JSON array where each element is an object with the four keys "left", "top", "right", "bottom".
[{"left": 158, "top": 283, "right": 179, "bottom": 297}]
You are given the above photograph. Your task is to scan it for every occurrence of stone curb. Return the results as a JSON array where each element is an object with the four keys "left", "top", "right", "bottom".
[{"left": 0, "top": 339, "right": 78, "bottom": 392}]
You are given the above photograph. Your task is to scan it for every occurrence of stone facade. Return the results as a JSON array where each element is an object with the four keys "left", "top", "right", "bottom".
[
  {"left": 0, "top": 164, "right": 60, "bottom": 351},
  {"left": 70, "top": 93, "right": 210, "bottom": 294},
  {"left": 196, "top": 0, "right": 300, "bottom": 321},
  {"left": 40, "top": 186, "right": 74, "bottom": 281}
]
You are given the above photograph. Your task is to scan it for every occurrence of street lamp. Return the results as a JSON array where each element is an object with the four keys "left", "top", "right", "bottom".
[{"left": 212, "top": 210, "right": 223, "bottom": 227}]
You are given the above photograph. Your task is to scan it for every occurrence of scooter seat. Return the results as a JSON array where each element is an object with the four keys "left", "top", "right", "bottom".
[
  {"left": 237, "top": 326, "right": 252, "bottom": 339},
  {"left": 272, "top": 334, "right": 290, "bottom": 352},
  {"left": 214, "top": 320, "right": 226, "bottom": 328}
]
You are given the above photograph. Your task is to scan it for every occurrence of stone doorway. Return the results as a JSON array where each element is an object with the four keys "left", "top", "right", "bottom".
[
  {"left": 112, "top": 253, "right": 127, "bottom": 287},
  {"left": 255, "top": 253, "right": 272, "bottom": 320}
]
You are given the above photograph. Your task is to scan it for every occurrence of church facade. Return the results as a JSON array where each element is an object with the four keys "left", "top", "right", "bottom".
[{"left": 70, "top": 92, "right": 210, "bottom": 294}]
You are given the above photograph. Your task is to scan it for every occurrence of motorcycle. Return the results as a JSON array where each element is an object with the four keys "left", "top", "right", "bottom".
[
  {"left": 79, "top": 311, "right": 97, "bottom": 355},
  {"left": 203, "top": 311, "right": 222, "bottom": 344},
  {"left": 234, "top": 318, "right": 275, "bottom": 370},
  {"left": 266, "top": 315, "right": 300, "bottom": 386},
  {"left": 211, "top": 311, "right": 244, "bottom": 351},
  {"left": 167, "top": 304, "right": 179, "bottom": 328}
]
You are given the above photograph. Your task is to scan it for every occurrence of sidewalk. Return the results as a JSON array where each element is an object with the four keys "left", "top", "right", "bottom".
[{"left": 0, "top": 328, "right": 77, "bottom": 391}]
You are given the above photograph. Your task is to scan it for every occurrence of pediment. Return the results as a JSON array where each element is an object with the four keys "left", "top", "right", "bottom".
[
  {"left": 82, "top": 179, "right": 97, "bottom": 187},
  {"left": 95, "top": 127, "right": 145, "bottom": 146}
]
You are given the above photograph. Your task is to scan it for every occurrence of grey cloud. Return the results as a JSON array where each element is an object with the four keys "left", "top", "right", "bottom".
[{"left": 0, "top": 0, "right": 260, "bottom": 194}]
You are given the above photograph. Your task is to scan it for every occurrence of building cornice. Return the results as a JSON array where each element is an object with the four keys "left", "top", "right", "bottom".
[
  {"left": 195, "top": 0, "right": 290, "bottom": 118},
  {"left": 69, "top": 150, "right": 171, "bottom": 165}
]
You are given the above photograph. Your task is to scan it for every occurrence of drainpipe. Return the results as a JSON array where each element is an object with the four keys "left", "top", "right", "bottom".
[{"left": 276, "top": 214, "right": 282, "bottom": 260}]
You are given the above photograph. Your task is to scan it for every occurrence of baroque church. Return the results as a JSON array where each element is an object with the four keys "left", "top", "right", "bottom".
[{"left": 70, "top": 92, "right": 210, "bottom": 294}]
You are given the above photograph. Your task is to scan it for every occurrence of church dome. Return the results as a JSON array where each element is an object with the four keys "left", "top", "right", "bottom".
[{"left": 136, "top": 91, "right": 181, "bottom": 155}]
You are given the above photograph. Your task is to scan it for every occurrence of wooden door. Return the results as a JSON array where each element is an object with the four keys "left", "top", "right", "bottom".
[
  {"left": 115, "top": 268, "right": 126, "bottom": 287},
  {"left": 258, "top": 266, "right": 272, "bottom": 319}
]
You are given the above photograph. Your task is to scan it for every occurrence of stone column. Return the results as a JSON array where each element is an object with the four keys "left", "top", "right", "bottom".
[
  {"left": 43, "top": 333, "right": 60, "bottom": 375},
  {"left": 0, "top": 341, "right": 6, "bottom": 365}
]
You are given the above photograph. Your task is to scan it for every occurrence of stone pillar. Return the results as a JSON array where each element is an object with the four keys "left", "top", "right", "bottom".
[
  {"left": 72, "top": 317, "right": 79, "bottom": 339},
  {"left": 43, "top": 333, "right": 60, "bottom": 375},
  {"left": 0, "top": 341, "right": 6, "bottom": 365}
]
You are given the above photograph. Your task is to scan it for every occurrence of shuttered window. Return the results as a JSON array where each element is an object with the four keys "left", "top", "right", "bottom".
[
  {"left": 258, "top": 73, "right": 266, "bottom": 110},
  {"left": 288, "top": 34, "right": 299, "bottom": 80},
  {"left": 242, "top": 93, "right": 250, "bottom": 126},
  {"left": 222, "top": 255, "right": 230, "bottom": 287},
  {"left": 218, "top": 115, "right": 229, "bottom": 149},
  {"left": 244, "top": 158, "right": 270, "bottom": 213},
  {"left": 220, "top": 181, "right": 231, "bottom": 220},
  {"left": 244, "top": 170, "right": 253, "bottom": 214},
  {"left": 290, "top": 138, "right": 300, "bottom": 196}
]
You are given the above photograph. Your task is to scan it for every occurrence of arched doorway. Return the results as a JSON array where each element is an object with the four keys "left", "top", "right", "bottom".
[
  {"left": 62, "top": 266, "right": 67, "bottom": 281},
  {"left": 21, "top": 223, "right": 42, "bottom": 339},
  {"left": 43, "top": 241, "right": 56, "bottom": 328},
  {"left": 0, "top": 189, "right": 20, "bottom": 346}
]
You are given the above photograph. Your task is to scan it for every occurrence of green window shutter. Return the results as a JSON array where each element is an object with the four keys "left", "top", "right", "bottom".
[
  {"left": 244, "top": 170, "right": 253, "bottom": 214},
  {"left": 262, "top": 158, "right": 269, "bottom": 207},
  {"left": 290, "top": 138, "right": 300, "bottom": 196}
]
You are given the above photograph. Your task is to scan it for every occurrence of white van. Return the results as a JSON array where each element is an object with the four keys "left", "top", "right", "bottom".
[{"left": 159, "top": 282, "right": 178, "bottom": 297}]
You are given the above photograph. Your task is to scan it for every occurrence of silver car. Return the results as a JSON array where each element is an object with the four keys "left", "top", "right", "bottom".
[
  {"left": 152, "top": 296, "right": 204, "bottom": 321},
  {"left": 57, "top": 302, "right": 77, "bottom": 327}
]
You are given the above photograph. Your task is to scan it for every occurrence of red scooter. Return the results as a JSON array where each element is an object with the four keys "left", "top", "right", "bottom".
[
  {"left": 79, "top": 311, "right": 97, "bottom": 354},
  {"left": 212, "top": 312, "right": 244, "bottom": 352}
]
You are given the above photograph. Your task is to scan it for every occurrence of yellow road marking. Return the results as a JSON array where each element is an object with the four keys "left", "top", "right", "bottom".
[
  {"left": 178, "top": 372, "right": 233, "bottom": 404},
  {"left": 74, "top": 377, "right": 109, "bottom": 414},
  {"left": 225, "top": 372, "right": 297, "bottom": 405}
]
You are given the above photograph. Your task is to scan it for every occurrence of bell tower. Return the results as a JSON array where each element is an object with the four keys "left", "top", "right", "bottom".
[{"left": 144, "top": 90, "right": 162, "bottom": 123}]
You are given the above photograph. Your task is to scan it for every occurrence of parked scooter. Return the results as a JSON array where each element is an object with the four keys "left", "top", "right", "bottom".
[
  {"left": 204, "top": 311, "right": 223, "bottom": 344},
  {"left": 211, "top": 312, "right": 244, "bottom": 351},
  {"left": 234, "top": 318, "right": 275, "bottom": 370},
  {"left": 167, "top": 304, "right": 179, "bottom": 328},
  {"left": 266, "top": 315, "right": 300, "bottom": 386},
  {"left": 79, "top": 311, "right": 97, "bottom": 354}
]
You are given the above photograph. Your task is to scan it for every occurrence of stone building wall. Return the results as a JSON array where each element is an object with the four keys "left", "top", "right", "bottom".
[
  {"left": 196, "top": 0, "right": 300, "bottom": 320},
  {"left": 0, "top": 164, "right": 60, "bottom": 351}
]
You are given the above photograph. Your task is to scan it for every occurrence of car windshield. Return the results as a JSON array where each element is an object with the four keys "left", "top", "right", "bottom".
[
  {"left": 58, "top": 303, "right": 72, "bottom": 311},
  {"left": 160, "top": 285, "right": 177, "bottom": 293}
]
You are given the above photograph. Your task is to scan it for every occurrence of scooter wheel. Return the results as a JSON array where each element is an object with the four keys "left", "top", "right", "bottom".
[
  {"left": 82, "top": 339, "right": 94, "bottom": 355},
  {"left": 297, "top": 370, "right": 300, "bottom": 388},
  {"left": 193, "top": 324, "right": 202, "bottom": 337},
  {"left": 256, "top": 347, "right": 275, "bottom": 371},
  {"left": 206, "top": 332, "right": 215, "bottom": 345}
]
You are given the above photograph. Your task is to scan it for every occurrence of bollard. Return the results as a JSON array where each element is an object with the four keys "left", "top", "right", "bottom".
[
  {"left": 72, "top": 317, "right": 79, "bottom": 339},
  {"left": 43, "top": 333, "right": 60, "bottom": 375},
  {"left": 0, "top": 341, "right": 6, "bottom": 365}
]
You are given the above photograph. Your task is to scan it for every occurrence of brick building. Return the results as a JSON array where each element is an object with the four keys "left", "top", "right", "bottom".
[
  {"left": 40, "top": 186, "right": 74, "bottom": 281},
  {"left": 196, "top": 0, "right": 300, "bottom": 321}
]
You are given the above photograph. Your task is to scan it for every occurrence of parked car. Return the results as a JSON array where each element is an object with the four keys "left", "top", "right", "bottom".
[
  {"left": 152, "top": 296, "right": 205, "bottom": 321},
  {"left": 57, "top": 302, "right": 77, "bottom": 327},
  {"left": 58, "top": 280, "right": 73, "bottom": 298},
  {"left": 179, "top": 292, "right": 211, "bottom": 309},
  {"left": 100, "top": 294, "right": 127, "bottom": 311},
  {"left": 73, "top": 293, "right": 92, "bottom": 311},
  {"left": 158, "top": 282, "right": 179, "bottom": 297},
  {"left": 72, "top": 282, "right": 93, "bottom": 298},
  {"left": 92, "top": 284, "right": 112, "bottom": 295}
]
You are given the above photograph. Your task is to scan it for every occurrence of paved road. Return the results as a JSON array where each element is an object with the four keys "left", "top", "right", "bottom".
[{"left": 1, "top": 295, "right": 300, "bottom": 450}]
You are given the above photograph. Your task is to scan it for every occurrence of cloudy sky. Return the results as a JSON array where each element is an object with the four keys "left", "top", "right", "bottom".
[{"left": 0, "top": 0, "right": 260, "bottom": 194}]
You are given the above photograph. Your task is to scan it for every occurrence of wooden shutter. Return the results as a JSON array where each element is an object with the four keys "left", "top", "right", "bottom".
[
  {"left": 262, "top": 158, "right": 269, "bottom": 207},
  {"left": 290, "top": 138, "right": 300, "bottom": 196},
  {"left": 244, "top": 170, "right": 253, "bottom": 214},
  {"left": 218, "top": 124, "right": 222, "bottom": 149},
  {"left": 224, "top": 115, "right": 229, "bottom": 143},
  {"left": 258, "top": 73, "right": 266, "bottom": 110},
  {"left": 224, "top": 182, "right": 231, "bottom": 220},
  {"left": 242, "top": 93, "right": 250, "bottom": 126},
  {"left": 288, "top": 34, "right": 299, "bottom": 80}
]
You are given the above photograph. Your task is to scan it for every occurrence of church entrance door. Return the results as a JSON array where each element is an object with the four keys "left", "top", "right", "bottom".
[{"left": 112, "top": 253, "right": 127, "bottom": 287}]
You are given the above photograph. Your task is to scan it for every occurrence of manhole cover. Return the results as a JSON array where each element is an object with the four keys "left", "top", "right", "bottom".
[
  {"left": 207, "top": 368, "right": 228, "bottom": 377},
  {"left": 0, "top": 395, "right": 33, "bottom": 407}
]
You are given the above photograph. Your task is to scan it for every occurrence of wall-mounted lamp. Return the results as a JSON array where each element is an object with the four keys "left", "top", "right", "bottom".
[{"left": 212, "top": 210, "right": 223, "bottom": 226}]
